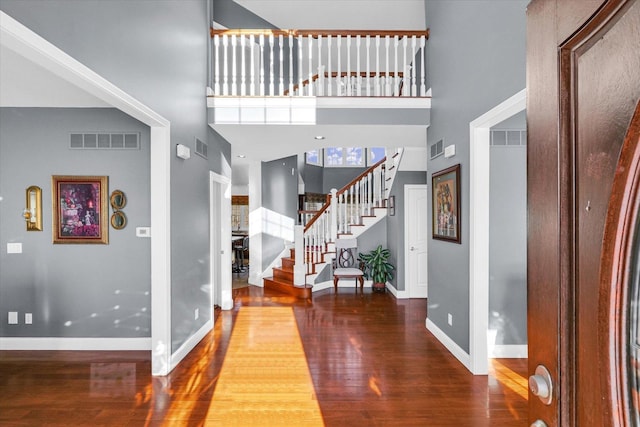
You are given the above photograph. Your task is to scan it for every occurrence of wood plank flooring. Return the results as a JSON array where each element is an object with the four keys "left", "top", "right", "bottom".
[{"left": 0, "top": 285, "right": 527, "bottom": 426}]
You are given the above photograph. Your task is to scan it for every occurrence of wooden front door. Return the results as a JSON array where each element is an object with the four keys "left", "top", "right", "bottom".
[{"left": 527, "top": 0, "right": 640, "bottom": 425}]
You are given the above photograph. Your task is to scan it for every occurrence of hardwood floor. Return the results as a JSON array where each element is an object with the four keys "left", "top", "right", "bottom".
[{"left": 0, "top": 286, "right": 527, "bottom": 426}]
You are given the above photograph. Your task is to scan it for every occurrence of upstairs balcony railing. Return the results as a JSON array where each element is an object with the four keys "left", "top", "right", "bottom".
[{"left": 210, "top": 29, "right": 429, "bottom": 98}]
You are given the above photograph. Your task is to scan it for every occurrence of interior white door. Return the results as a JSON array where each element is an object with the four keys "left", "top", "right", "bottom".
[{"left": 405, "top": 185, "right": 428, "bottom": 298}]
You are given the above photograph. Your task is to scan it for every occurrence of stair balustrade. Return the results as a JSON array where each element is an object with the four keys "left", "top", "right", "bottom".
[
  {"left": 210, "top": 29, "right": 429, "bottom": 98},
  {"left": 295, "top": 158, "right": 387, "bottom": 283}
]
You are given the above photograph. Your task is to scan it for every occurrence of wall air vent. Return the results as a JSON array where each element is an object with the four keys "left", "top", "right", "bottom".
[
  {"left": 490, "top": 130, "right": 527, "bottom": 146},
  {"left": 195, "top": 137, "right": 208, "bottom": 159},
  {"left": 70, "top": 133, "right": 140, "bottom": 150},
  {"left": 430, "top": 139, "right": 444, "bottom": 159}
]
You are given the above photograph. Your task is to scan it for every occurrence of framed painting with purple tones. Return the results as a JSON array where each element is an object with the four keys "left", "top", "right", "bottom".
[
  {"left": 52, "top": 175, "right": 108, "bottom": 244},
  {"left": 432, "top": 164, "right": 461, "bottom": 244}
]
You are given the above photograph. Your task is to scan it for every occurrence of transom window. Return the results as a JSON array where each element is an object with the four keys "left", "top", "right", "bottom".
[{"left": 306, "top": 147, "right": 385, "bottom": 168}]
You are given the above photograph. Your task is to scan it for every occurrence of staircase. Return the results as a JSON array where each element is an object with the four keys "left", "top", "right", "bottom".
[
  {"left": 263, "top": 248, "right": 313, "bottom": 299},
  {"left": 263, "top": 149, "right": 403, "bottom": 297}
]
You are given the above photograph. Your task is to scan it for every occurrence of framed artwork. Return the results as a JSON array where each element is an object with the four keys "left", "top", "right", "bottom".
[
  {"left": 52, "top": 175, "right": 109, "bottom": 244},
  {"left": 432, "top": 164, "right": 461, "bottom": 243}
]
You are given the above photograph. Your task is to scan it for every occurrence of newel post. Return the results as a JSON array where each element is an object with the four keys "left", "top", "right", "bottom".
[
  {"left": 330, "top": 188, "right": 338, "bottom": 242},
  {"left": 293, "top": 225, "right": 306, "bottom": 286}
]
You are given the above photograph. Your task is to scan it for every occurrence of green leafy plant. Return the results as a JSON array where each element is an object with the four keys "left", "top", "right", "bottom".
[{"left": 358, "top": 245, "right": 395, "bottom": 285}]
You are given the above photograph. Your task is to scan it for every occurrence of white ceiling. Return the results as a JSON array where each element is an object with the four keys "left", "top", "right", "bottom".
[{"left": 235, "top": 0, "right": 427, "bottom": 30}]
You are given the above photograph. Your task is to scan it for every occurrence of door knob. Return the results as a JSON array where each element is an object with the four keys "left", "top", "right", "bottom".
[
  {"left": 531, "top": 421, "right": 548, "bottom": 427},
  {"left": 529, "top": 365, "right": 553, "bottom": 405},
  {"left": 410, "top": 246, "right": 415, "bottom": 251}
]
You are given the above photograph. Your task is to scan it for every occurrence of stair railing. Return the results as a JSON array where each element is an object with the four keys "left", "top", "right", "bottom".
[
  {"left": 294, "top": 158, "right": 387, "bottom": 283},
  {"left": 210, "top": 29, "right": 429, "bottom": 98}
]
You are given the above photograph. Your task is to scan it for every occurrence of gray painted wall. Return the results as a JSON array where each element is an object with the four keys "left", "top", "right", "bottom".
[
  {"left": 261, "top": 155, "right": 298, "bottom": 270},
  {"left": 0, "top": 108, "right": 150, "bottom": 337},
  {"left": 387, "top": 171, "right": 428, "bottom": 291},
  {"left": 1, "top": 0, "right": 229, "bottom": 353},
  {"left": 489, "top": 146, "right": 527, "bottom": 345},
  {"left": 301, "top": 163, "right": 324, "bottom": 194},
  {"left": 322, "top": 167, "right": 364, "bottom": 194},
  {"left": 425, "top": 0, "right": 527, "bottom": 352}
]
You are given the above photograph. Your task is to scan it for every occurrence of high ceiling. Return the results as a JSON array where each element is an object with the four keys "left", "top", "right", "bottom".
[{"left": 235, "top": 0, "right": 426, "bottom": 30}]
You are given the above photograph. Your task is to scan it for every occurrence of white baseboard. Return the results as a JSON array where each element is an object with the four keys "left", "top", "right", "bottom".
[
  {"left": 489, "top": 344, "right": 528, "bottom": 359},
  {"left": 426, "top": 318, "right": 471, "bottom": 371},
  {"left": 169, "top": 319, "right": 212, "bottom": 372},
  {"left": 386, "top": 283, "right": 409, "bottom": 299},
  {"left": 0, "top": 337, "right": 151, "bottom": 351}
]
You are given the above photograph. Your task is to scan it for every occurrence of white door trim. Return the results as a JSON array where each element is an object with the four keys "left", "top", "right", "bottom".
[
  {"left": 1, "top": 12, "right": 172, "bottom": 376},
  {"left": 210, "top": 171, "right": 233, "bottom": 311},
  {"left": 469, "top": 89, "right": 526, "bottom": 375},
  {"left": 405, "top": 184, "right": 429, "bottom": 299}
]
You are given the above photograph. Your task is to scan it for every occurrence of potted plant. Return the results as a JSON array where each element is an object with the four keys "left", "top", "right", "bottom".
[{"left": 358, "top": 245, "right": 394, "bottom": 292}]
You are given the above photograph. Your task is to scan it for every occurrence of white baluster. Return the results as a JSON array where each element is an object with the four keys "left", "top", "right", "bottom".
[
  {"left": 268, "top": 34, "right": 274, "bottom": 95},
  {"left": 222, "top": 35, "right": 229, "bottom": 95},
  {"left": 343, "top": 192, "right": 348, "bottom": 232},
  {"left": 394, "top": 36, "right": 399, "bottom": 96},
  {"left": 330, "top": 189, "right": 337, "bottom": 242},
  {"left": 375, "top": 35, "right": 380, "bottom": 96},
  {"left": 369, "top": 171, "right": 374, "bottom": 213},
  {"left": 327, "top": 36, "right": 332, "bottom": 96},
  {"left": 213, "top": 35, "right": 220, "bottom": 95},
  {"left": 420, "top": 35, "right": 426, "bottom": 96},
  {"left": 289, "top": 34, "right": 294, "bottom": 96},
  {"left": 250, "top": 34, "right": 255, "bottom": 96},
  {"left": 279, "top": 34, "right": 284, "bottom": 95},
  {"left": 346, "top": 35, "right": 352, "bottom": 96},
  {"left": 336, "top": 35, "right": 342, "bottom": 96},
  {"left": 366, "top": 36, "right": 371, "bottom": 96},
  {"left": 259, "top": 34, "right": 265, "bottom": 96},
  {"left": 356, "top": 35, "right": 361, "bottom": 96},
  {"left": 402, "top": 36, "right": 408, "bottom": 97},
  {"left": 411, "top": 36, "right": 417, "bottom": 96},
  {"left": 385, "top": 35, "right": 391, "bottom": 96},
  {"left": 308, "top": 34, "right": 313, "bottom": 96},
  {"left": 240, "top": 35, "right": 246, "bottom": 96},
  {"left": 298, "top": 35, "right": 303, "bottom": 95},
  {"left": 231, "top": 35, "right": 237, "bottom": 95},
  {"left": 317, "top": 35, "right": 323, "bottom": 96}
]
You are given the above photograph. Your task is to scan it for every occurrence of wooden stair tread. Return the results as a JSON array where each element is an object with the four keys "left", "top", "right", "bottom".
[{"left": 263, "top": 277, "right": 312, "bottom": 299}]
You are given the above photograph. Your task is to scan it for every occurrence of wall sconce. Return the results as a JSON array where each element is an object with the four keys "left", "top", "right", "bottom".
[
  {"left": 110, "top": 190, "right": 127, "bottom": 230},
  {"left": 23, "top": 185, "right": 43, "bottom": 231}
]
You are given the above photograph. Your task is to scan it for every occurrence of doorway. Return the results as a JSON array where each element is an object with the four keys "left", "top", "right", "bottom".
[
  {"left": 469, "top": 89, "right": 526, "bottom": 374},
  {"left": 405, "top": 184, "right": 429, "bottom": 298},
  {"left": 210, "top": 171, "right": 233, "bottom": 311}
]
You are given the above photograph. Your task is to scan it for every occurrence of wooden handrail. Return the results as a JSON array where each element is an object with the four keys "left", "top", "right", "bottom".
[
  {"left": 283, "top": 72, "right": 406, "bottom": 96},
  {"left": 303, "top": 201, "right": 331, "bottom": 232},
  {"left": 336, "top": 157, "right": 386, "bottom": 197},
  {"left": 211, "top": 29, "right": 430, "bottom": 40},
  {"left": 303, "top": 157, "right": 386, "bottom": 233}
]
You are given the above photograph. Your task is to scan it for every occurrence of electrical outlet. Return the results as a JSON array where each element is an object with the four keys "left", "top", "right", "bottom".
[
  {"left": 25, "top": 313, "right": 33, "bottom": 324},
  {"left": 8, "top": 312, "right": 18, "bottom": 324},
  {"left": 447, "top": 313, "right": 453, "bottom": 326},
  {"left": 194, "top": 308, "right": 199, "bottom": 320}
]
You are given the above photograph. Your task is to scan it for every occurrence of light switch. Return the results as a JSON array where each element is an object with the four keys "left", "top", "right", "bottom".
[
  {"left": 136, "top": 227, "right": 151, "bottom": 238},
  {"left": 7, "top": 243, "right": 22, "bottom": 254},
  {"left": 25, "top": 313, "right": 33, "bottom": 324}
]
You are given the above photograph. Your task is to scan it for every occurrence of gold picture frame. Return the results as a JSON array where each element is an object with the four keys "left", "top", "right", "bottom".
[{"left": 52, "top": 175, "right": 109, "bottom": 244}]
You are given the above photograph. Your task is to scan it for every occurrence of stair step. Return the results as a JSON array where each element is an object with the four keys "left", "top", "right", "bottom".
[
  {"left": 263, "top": 277, "right": 312, "bottom": 299},
  {"left": 281, "top": 257, "right": 295, "bottom": 269},
  {"left": 273, "top": 267, "right": 293, "bottom": 281}
]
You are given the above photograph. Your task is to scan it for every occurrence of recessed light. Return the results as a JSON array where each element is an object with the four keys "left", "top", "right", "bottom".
[
  {"left": 314, "top": 135, "right": 325, "bottom": 140},
  {"left": 237, "top": 154, "right": 246, "bottom": 158}
]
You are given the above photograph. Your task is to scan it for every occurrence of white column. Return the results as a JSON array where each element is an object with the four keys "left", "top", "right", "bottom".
[
  {"left": 308, "top": 34, "right": 314, "bottom": 96},
  {"left": 356, "top": 35, "right": 362, "bottom": 96},
  {"left": 411, "top": 36, "right": 417, "bottom": 96},
  {"left": 259, "top": 34, "right": 265, "bottom": 96},
  {"left": 279, "top": 34, "right": 284, "bottom": 95},
  {"left": 248, "top": 160, "right": 262, "bottom": 286},
  {"left": 222, "top": 35, "right": 229, "bottom": 95},
  {"left": 420, "top": 35, "right": 426, "bottom": 96},
  {"left": 269, "top": 34, "right": 274, "bottom": 96},
  {"left": 231, "top": 35, "right": 237, "bottom": 96},
  {"left": 214, "top": 35, "right": 220, "bottom": 95},
  {"left": 327, "top": 36, "right": 332, "bottom": 96},
  {"left": 240, "top": 35, "right": 246, "bottom": 96},
  {"left": 289, "top": 34, "right": 294, "bottom": 95},
  {"left": 250, "top": 34, "right": 255, "bottom": 96}
]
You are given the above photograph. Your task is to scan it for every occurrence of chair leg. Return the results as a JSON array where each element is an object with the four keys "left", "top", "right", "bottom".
[
  {"left": 333, "top": 277, "right": 338, "bottom": 292},
  {"left": 359, "top": 277, "right": 364, "bottom": 292}
]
